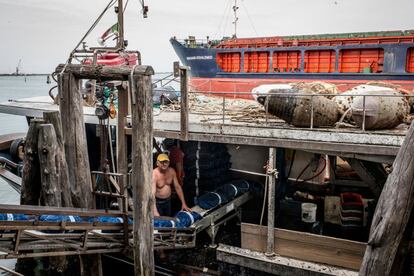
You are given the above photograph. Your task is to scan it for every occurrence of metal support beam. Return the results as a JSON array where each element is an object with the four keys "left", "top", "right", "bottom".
[
  {"left": 266, "top": 148, "right": 277, "bottom": 256},
  {"left": 344, "top": 158, "right": 386, "bottom": 198},
  {"left": 117, "top": 84, "right": 128, "bottom": 213},
  {"left": 117, "top": 0, "right": 125, "bottom": 49},
  {"left": 180, "top": 67, "right": 189, "bottom": 141}
]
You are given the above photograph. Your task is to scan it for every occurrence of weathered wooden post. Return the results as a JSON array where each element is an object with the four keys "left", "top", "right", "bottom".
[
  {"left": 266, "top": 148, "right": 277, "bottom": 256},
  {"left": 130, "top": 71, "right": 154, "bottom": 276},
  {"left": 43, "top": 111, "right": 72, "bottom": 207},
  {"left": 57, "top": 69, "right": 96, "bottom": 276},
  {"left": 20, "top": 119, "right": 44, "bottom": 205},
  {"left": 58, "top": 72, "right": 93, "bottom": 208},
  {"left": 360, "top": 121, "right": 414, "bottom": 275},
  {"left": 16, "top": 118, "right": 44, "bottom": 276},
  {"left": 38, "top": 123, "right": 70, "bottom": 273},
  {"left": 180, "top": 67, "right": 189, "bottom": 141},
  {"left": 38, "top": 124, "right": 62, "bottom": 206}
]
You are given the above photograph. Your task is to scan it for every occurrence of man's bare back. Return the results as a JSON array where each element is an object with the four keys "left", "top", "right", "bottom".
[{"left": 153, "top": 167, "right": 175, "bottom": 199}]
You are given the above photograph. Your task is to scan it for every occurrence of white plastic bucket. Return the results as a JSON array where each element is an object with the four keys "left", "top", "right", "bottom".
[{"left": 301, "top": 203, "right": 317, "bottom": 223}]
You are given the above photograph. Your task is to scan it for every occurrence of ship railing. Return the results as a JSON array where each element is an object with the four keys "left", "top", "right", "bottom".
[
  {"left": 152, "top": 72, "right": 175, "bottom": 87},
  {"left": 172, "top": 90, "right": 414, "bottom": 132},
  {"left": 174, "top": 38, "right": 220, "bottom": 48}
]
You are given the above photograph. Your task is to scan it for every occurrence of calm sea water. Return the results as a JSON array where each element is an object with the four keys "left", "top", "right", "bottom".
[
  {"left": 0, "top": 75, "right": 54, "bottom": 134},
  {"left": 0, "top": 75, "right": 53, "bottom": 272},
  {"left": 0, "top": 75, "right": 53, "bottom": 200},
  {"left": 0, "top": 75, "right": 53, "bottom": 204}
]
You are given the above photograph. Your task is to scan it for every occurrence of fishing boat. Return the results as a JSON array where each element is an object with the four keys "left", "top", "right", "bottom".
[
  {"left": 171, "top": 21, "right": 414, "bottom": 100},
  {"left": 2, "top": 1, "right": 414, "bottom": 274}
]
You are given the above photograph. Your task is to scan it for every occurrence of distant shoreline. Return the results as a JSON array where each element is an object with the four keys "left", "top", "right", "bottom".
[{"left": 0, "top": 74, "right": 49, "bottom": 76}]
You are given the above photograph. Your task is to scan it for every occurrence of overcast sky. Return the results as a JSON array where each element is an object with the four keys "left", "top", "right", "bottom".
[{"left": 0, "top": 0, "right": 412, "bottom": 73}]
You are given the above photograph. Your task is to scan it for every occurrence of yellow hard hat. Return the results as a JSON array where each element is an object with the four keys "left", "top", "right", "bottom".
[{"left": 157, "top": 153, "right": 170, "bottom": 162}]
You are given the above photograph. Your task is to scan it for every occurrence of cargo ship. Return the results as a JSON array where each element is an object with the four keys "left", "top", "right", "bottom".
[{"left": 171, "top": 30, "right": 414, "bottom": 99}]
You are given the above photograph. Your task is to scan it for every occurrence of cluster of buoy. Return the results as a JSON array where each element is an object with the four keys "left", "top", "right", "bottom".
[{"left": 252, "top": 82, "right": 412, "bottom": 130}]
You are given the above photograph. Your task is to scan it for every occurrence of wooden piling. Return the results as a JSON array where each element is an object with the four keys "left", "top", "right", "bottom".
[
  {"left": 38, "top": 124, "right": 62, "bottom": 206},
  {"left": 37, "top": 123, "right": 69, "bottom": 274},
  {"left": 17, "top": 118, "right": 44, "bottom": 276},
  {"left": 20, "top": 119, "right": 44, "bottom": 205},
  {"left": 58, "top": 72, "right": 96, "bottom": 276},
  {"left": 130, "top": 73, "right": 154, "bottom": 276},
  {"left": 43, "top": 111, "right": 72, "bottom": 207},
  {"left": 360, "top": 121, "right": 414, "bottom": 275},
  {"left": 58, "top": 73, "right": 93, "bottom": 208},
  {"left": 43, "top": 112, "right": 64, "bottom": 148}
]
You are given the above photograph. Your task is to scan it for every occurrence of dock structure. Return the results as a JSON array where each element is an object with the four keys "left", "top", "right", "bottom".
[
  {"left": 57, "top": 64, "right": 156, "bottom": 276},
  {"left": 0, "top": 95, "right": 405, "bottom": 159},
  {"left": 0, "top": 65, "right": 413, "bottom": 275},
  {"left": 0, "top": 64, "right": 158, "bottom": 275}
]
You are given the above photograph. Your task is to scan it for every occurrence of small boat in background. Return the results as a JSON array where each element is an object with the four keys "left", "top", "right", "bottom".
[{"left": 0, "top": 133, "right": 25, "bottom": 192}]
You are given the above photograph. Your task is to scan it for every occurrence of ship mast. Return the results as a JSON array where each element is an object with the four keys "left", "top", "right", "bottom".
[
  {"left": 66, "top": 0, "right": 148, "bottom": 64},
  {"left": 117, "top": 0, "right": 125, "bottom": 49},
  {"left": 232, "top": 0, "right": 239, "bottom": 38}
]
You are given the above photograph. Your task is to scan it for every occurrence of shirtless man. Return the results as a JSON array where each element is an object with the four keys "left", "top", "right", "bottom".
[{"left": 152, "top": 153, "right": 191, "bottom": 217}]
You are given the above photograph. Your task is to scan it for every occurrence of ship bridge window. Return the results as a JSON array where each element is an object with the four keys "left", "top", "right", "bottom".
[
  {"left": 272, "top": 51, "right": 301, "bottom": 72},
  {"left": 407, "top": 48, "right": 414, "bottom": 73},
  {"left": 339, "top": 48, "right": 384, "bottom": 73},
  {"left": 244, "top": 51, "right": 269, "bottom": 73},
  {"left": 217, "top": 52, "right": 241, "bottom": 73},
  {"left": 304, "top": 50, "right": 335, "bottom": 73}
]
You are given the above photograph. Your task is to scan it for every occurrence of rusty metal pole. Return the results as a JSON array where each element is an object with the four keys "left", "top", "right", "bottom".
[
  {"left": 265, "top": 96, "right": 269, "bottom": 126},
  {"left": 180, "top": 67, "right": 189, "bottom": 141},
  {"left": 266, "top": 147, "right": 277, "bottom": 256},
  {"left": 362, "top": 95, "right": 366, "bottom": 131},
  {"left": 117, "top": 0, "right": 125, "bottom": 49},
  {"left": 222, "top": 96, "right": 226, "bottom": 124},
  {"left": 117, "top": 84, "right": 128, "bottom": 213},
  {"left": 310, "top": 95, "right": 314, "bottom": 129}
]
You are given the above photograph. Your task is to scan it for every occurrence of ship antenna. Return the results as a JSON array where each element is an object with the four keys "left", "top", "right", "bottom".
[
  {"left": 117, "top": 0, "right": 125, "bottom": 49},
  {"left": 232, "top": 0, "right": 239, "bottom": 38}
]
